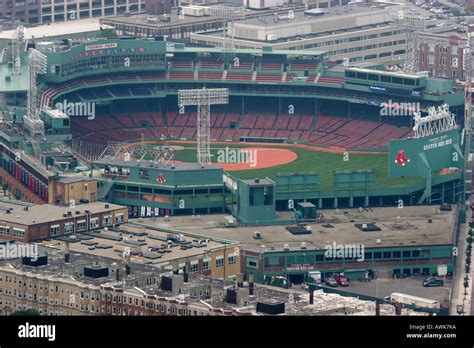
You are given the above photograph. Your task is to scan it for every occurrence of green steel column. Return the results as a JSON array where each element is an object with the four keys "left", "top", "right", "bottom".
[
  {"left": 441, "top": 183, "right": 445, "bottom": 204},
  {"left": 318, "top": 198, "right": 322, "bottom": 209},
  {"left": 334, "top": 197, "right": 338, "bottom": 208},
  {"left": 365, "top": 196, "right": 369, "bottom": 207},
  {"left": 349, "top": 196, "right": 353, "bottom": 208}
]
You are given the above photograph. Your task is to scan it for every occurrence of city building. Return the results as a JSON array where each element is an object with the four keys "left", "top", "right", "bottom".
[
  {"left": 0, "top": 246, "right": 428, "bottom": 316},
  {"left": 0, "top": 0, "right": 145, "bottom": 25},
  {"left": 0, "top": 201, "right": 128, "bottom": 242},
  {"left": 189, "top": 4, "right": 436, "bottom": 64},
  {"left": 417, "top": 31, "right": 467, "bottom": 80},
  {"left": 39, "top": 221, "right": 241, "bottom": 280},
  {"left": 141, "top": 206, "right": 459, "bottom": 284}
]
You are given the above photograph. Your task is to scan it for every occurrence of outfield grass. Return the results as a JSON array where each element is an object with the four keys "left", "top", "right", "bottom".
[{"left": 164, "top": 143, "right": 423, "bottom": 189}]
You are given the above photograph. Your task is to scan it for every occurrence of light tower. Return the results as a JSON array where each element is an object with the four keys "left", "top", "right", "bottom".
[
  {"left": 11, "top": 26, "right": 24, "bottom": 76},
  {"left": 24, "top": 49, "right": 48, "bottom": 135},
  {"left": 463, "top": 25, "right": 474, "bottom": 210},
  {"left": 209, "top": 6, "right": 246, "bottom": 50},
  {"left": 389, "top": 8, "right": 426, "bottom": 74},
  {"left": 178, "top": 88, "right": 229, "bottom": 166}
]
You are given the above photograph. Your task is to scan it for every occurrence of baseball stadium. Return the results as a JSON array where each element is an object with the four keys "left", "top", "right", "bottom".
[{"left": 0, "top": 37, "right": 467, "bottom": 225}]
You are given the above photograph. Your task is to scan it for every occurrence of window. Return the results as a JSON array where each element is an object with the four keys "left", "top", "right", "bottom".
[
  {"left": 216, "top": 257, "right": 224, "bottom": 268},
  {"left": 383, "top": 252, "right": 391, "bottom": 259},
  {"left": 190, "top": 263, "right": 199, "bottom": 273},
  {"left": 76, "top": 220, "right": 86, "bottom": 232},
  {"left": 13, "top": 228, "right": 25, "bottom": 238},
  {"left": 247, "top": 259, "right": 258, "bottom": 268},
  {"left": 393, "top": 251, "right": 401, "bottom": 258},
  {"left": 202, "top": 260, "right": 210, "bottom": 270},
  {"left": 50, "top": 225, "right": 60, "bottom": 236},
  {"left": 0, "top": 226, "right": 10, "bottom": 235},
  {"left": 103, "top": 215, "right": 112, "bottom": 225},
  {"left": 64, "top": 222, "right": 73, "bottom": 234},
  {"left": 412, "top": 250, "right": 420, "bottom": 257},
  {"left": 90, "top": 218, "right": 99, "bottom": 229},
  {"left": 228, "top": 256, "right": 236, "bottom": 265},
  {"left": 115, "top": 213, "right": 124, "bottom": 223},
  {"left": 403, "top": 250, "right": 411, "bottom": 258},
  {"left": 374, "top": 252, "right": 382, "bottom": 259}
]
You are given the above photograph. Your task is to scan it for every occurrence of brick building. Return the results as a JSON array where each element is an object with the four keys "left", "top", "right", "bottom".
[
  {"left": 416, "top": 31, "right": 467, "bottom": 80},
  {"left": 0, "top": 201, "right": 128, "bottom": 242}
]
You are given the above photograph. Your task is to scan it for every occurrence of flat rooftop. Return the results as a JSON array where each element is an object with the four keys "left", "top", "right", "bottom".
[
  {"left": 237, "top": 5, "right": 387, "bottom": 27},
  {"left": 40, "top": 224, "right": 235, "bottom": 266},
  {"left": 133, "top": 206, "right": 457, "bottom": 251},
  {"left": 0, "top": 201, "right": 126, "bottom": 225},
  {"left": 0, "top": 18, "right": 112, "bottom": 40},
  {"left": 100, "top": 5, "right": 295, "bottom": 27}
]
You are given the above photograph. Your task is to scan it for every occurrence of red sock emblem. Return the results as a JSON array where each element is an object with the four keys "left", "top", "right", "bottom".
[{"left": 395, "top": 149, "right": 410, "bottom": 166}]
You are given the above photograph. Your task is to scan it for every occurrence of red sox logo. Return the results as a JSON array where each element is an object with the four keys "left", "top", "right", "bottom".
[
  {"left": 157, "top": 172, "right": 166, "bottom": 183},
  {"left": 395, "top": 149, "right": 410, "bottom": 166}
]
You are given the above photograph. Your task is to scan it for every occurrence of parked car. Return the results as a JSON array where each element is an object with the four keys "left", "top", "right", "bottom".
[
  {"left": 422, "top": 277, "right": 444, "bottom": 287},
  {"left": 325, "top": 277, "right": 338, "bottom": 287},
  {"left": 335, "top": 275, "right": 350, "bottom": 287}
]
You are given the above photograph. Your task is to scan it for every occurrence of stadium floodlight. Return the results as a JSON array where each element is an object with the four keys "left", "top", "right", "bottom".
[
  {"left": 24, "top": 49, "right": 48, "bottom": 136},
  {"left": 388, "top": 8, "right": 426, "bottom": 74},
  {"left": 210, "top": 6, "right": 246, "bottom": 50},
  {"left": 178, "top": 88, "right": 229, "bottom": 166}
]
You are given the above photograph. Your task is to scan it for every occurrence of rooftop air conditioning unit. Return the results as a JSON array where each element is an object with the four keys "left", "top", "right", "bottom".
[
  {"left": 283, "top": 243, "right": 290, "bottom": 251},
  {"left": 266, "top": 34, "right": 278, "bottom": 41}
]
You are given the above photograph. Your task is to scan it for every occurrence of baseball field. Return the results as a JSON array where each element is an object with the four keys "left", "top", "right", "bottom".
[{"left": 129, "top": 140, "right": 423, "bottom": 190}]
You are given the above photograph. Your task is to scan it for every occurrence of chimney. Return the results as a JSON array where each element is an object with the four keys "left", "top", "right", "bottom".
[
  {"left": 125, "top": 254, "right": 131, "bottom": 275},
  {"left": 65, "top": 241, "right": 70, "bottom": 263},
  {"left": 248, "top": 273, "right": 254, "bottom": 295},
  {"left": 183, "top": 265, "right": 188, "bottom": 283},
  {"left": 309, "top": 289, "right": 314, "bottom": 305},
  {"left": 375, "top": 300, "right": 381, "bottom": 316},
  {"left": 116, "top": 268, "right": 120, "bottom": 282},
  {"left": 236, "top": 273, "right": 244, "bottom": 288}
]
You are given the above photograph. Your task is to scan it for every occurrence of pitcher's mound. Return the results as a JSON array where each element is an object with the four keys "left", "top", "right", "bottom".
[{"left": 215, "top": 148, "right": 297, "bottom": 171}]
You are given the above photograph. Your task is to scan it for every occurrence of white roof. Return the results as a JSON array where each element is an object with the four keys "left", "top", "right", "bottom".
[{"left": 0, "top": 18, "right": 112, "bottom": 40}]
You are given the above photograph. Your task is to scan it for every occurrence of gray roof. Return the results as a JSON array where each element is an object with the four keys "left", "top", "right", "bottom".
[{"left": 0, "top": 201, "right": 126, "bottom": 226}]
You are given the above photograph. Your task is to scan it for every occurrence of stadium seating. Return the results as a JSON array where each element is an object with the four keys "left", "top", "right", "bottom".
[{"left": 198, "top": 72, "right": 223, "bottom": 80}]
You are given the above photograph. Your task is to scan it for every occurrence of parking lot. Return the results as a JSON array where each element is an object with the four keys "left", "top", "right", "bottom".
[{"left": 334, "top": 275, "right": 452, "bottom": 307}]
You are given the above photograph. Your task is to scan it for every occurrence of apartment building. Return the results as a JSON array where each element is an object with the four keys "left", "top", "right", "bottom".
[
  {"left": 0, "top": 0, "right": 145, "bottom": 24},
  {"left": 416, "top": 31, "right": 467, "bottom": 80}
]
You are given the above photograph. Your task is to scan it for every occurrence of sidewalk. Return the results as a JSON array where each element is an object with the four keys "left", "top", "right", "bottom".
[{"left": 450, "top": 213, "right": 473, "bottom": 315}]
